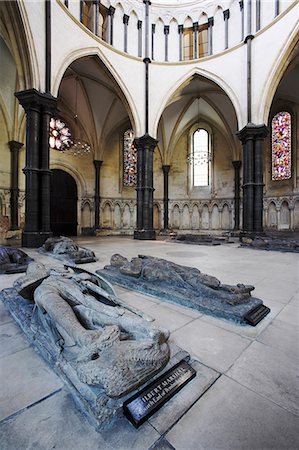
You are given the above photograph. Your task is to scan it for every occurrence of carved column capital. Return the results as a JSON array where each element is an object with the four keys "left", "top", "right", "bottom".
[
  {"left": 223, "top": 9, "right": 230, "bottom": 20},
  {"left": 8, "top": 141, "right": 23, "bottom": 152},
  {"left": 108, "top": 6, "right": 115, "bottom": 16}
]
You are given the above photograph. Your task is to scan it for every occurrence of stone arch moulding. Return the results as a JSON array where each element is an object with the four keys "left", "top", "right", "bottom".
[
  {"left": 5, "top": 0, "right": 40, "bottom": 90},
  {"left": 260, "top": 23, "right": 299, "bottom": 125},
  {"left": 152, "top": 68, "right": 242, "bottom": 138},
  {"left": 52, "top": 47, "right": 142, "bottom": 136},
  {"left": 50, "top": 162, "right": 87, "bottom": 201}
]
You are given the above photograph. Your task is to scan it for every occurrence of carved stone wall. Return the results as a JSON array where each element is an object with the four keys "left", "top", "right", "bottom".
[
  {"left": 98, "top": 197, "right": 235, "bottom": 233},
  {"left": 95, "top": 195, "right": 299, "bottom": 234},
  {"left": 263, "top": 195, "right": 299, "bottom": 230}
]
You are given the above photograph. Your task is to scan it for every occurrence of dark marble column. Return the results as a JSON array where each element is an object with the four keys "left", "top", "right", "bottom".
[
  {"left": 193, "top": 22, "right": 198, "bottom": 59},
  {"left": 138, "top": 20, "right": 142, "bottom": 57},
  {"left": 108, "top": 6, "right": 115, "bottom": 45},
  {"left": 93, "top": 0, "right": 100, "bottom": 36},
  {"left": 151, "top": 24, "right": 155, "bottom": 60},
  {"left": 254, "top": 132, "right": 267, "bottom": 231},
  {"left": 232, "top": 160, "right": 241, "bottom": 230},
  {"left": 8, "top": 141, "right": 23, "bottom": 230},
  {"left": 94, "top": 160, "right": 103, "bottom": 229},
  {"left": 223, "top": 9, "right": 230, "bottom": 49},
  {"left": 80, "top": 0, "right": 84, "bottom": 23},
  {"left": 237, "top": 124, "right": 268, "bottom": 233},
  {"left": 256, "top": 0, "right": 261, "bottom": 31},
  {"left": 40, "top": 94, "right": 57, "bottom": 234},
  {"left": 178, "top": 24, "right": 183, "bottom": 60},
  {"left": 134, "top": 134, "right": 158, "bottom": 240},
  {"left": 208, "top": 17, "right": 214, "bottom": 55},
  {"left": 239, "top": 1, "right": 244, "bottom": 40},
  {"left": 162, "top": 165, "right": 170, "bottom": 230},
  {"left": 15, "top": 90, "right": 41, "bottom": 244},
  {"left": 275, "top": 0, "right": 279, "bottom": 16},
  {"left": 123, "top": 14, "right": 129, "bottom": 52},
  {"left": 164, "top": 25, "right": 169, "bottom": 61},
  {"left": 247, "top": 0, "right": 252, "bottom": 35},
  {"left": 15, "top": 88, "right": 57, "bottom": 247}
]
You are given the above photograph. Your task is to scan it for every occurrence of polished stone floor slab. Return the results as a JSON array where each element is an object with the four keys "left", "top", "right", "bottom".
[
  {"left": 172, "top": 318, "right": 251, "bottom": 372},
  {"left": 257, "top": 318, "right": 299, "bottom": 360},
  {"left": 0, "top": 237, "right": 298, "bottom": 449},
  {"left": 227, "top": 341, "right": 299, "bottom": 416},
  {"left": 166, "top": 376, "right": 299, "bottom": 450},
  {"left": 0, "top": 300, "right": 13, "bottom": 325},
  {"left": 0, "top": 346, "right": 63, "bottom": 421},
  {"left": 199, "top": 297, "right": 284, "bottom": 339},
  {"left": 0, "top": 389, "right": 160, "bottom": 450},
  {"left": 148, "top": 360, "right": 219, "bottom": 435},
  {"left": 276, "top": 296, "right": 299, "bottom": 326},
  {"left": 140, "top": 302, "right": 195, "bottom": 333},
  {"left": 0, "top": 321, "right": 29, "bottom": 359}
]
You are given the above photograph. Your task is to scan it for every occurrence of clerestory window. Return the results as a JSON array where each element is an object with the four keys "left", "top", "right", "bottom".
[{"left": 183, "top": 24, "right": 208, "bottom": 60}]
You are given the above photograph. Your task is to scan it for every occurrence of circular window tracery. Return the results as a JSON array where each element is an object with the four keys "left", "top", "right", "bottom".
[{"left": 49, "top": 118, "right": 72, "bottom": 151}]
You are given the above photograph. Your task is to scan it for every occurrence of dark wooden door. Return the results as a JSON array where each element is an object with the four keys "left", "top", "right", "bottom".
[{"left": 50, "top": 169, "right": 77, "bottom": 236}]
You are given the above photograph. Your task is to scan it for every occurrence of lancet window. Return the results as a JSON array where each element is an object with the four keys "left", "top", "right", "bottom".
[
  {"left": 271, "top": 111, "right": 291, "bottom": 180},
  {"left": 123, "top": 129, "right": 137, "bottom": 186},
  {"left": 192, "top": 129, "right": 210, "bottom": 186}
]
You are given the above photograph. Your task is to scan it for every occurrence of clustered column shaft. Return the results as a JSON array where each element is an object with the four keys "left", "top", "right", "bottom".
[
  {"left": 94, "top": 160, "right": 103, "bottom": 229},
  {"left": 232, "top": 160, "right": 241, "bottom": 230},
  {"left": 15, "top": 89, "right": 57, "bottom": 247},
  {"left": 162, "top": 165, "right": 170, "bottom": 230},
  {"left": 8, "top": 141, "right": 23, "bottom": 230},
  {"left": 237, "top": 125, "right": 268, "bottom": 233}
]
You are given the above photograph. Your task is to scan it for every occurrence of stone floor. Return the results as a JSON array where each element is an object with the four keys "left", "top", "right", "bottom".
[{"left": 0, "top": 236, "right": 298, "bottom": 450}]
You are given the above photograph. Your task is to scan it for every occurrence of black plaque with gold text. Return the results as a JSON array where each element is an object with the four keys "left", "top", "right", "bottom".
[{"left": 123, "top": 360, "right": 196, "bottom": 428}]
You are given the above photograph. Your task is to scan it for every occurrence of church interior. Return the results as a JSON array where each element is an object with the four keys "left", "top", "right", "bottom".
[{"left": 0, "top": 0, "right": 298, "bottom": 448}]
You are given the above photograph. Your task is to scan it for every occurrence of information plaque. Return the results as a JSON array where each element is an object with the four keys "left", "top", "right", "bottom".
[
  {"left": 244, "top": 304, "right": 270, "bottom": 326},
  {"left": 123, "top": 360, "right": 196, "bottom": 428}
]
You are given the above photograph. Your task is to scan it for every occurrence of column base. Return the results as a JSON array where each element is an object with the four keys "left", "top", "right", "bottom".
[
  {"left": 22, "top": 231, "right": 52, "bottom": 248},
  {"left": 134, "top": 229, "right": 156, "bottom": 240},
  {"left": 239, "top": 230, "right": 265, "bottom": 241}
]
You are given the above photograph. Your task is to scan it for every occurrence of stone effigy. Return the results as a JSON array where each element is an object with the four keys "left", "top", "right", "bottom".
[
  {"left": 240, "top": 235, "right": 299, "bottom": 253},
  {"left": 38, "top": 236, "right": 97, "bottom": 263},
  {"left": 0, "top": 245, "right": 33, "bottom": 274},
  {"left": 1, "top": 262, "right": 170, "bottom": 428},
  {"left": 98, "top": 254, "right": 270, "bottom": 325}
]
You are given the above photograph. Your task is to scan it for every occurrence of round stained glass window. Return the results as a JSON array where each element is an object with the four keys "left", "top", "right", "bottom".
[{"left": 49, "top": 118, "right": 72, "bottom": 151}]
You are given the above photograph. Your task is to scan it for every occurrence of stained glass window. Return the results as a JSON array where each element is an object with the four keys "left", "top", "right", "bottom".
[
  {"left": 193, "top": 129, "right": 210, "bottom": 186},
  {"left": 123, "top": 129, "right": 137, "bottom": 186},
  {"left": 271, "top": 111, "right": 291, "bottom": 180},
  {"left": 49, "top": 118, "right": 72, "bottom": 151}
]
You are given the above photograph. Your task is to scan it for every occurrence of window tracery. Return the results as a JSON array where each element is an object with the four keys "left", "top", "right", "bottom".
[
  {"left": 123, "top": 129, "right": 137, "bottom": 186},
  {"left": 271, "top": 111, "right": 291, "bottom": 180},
  {"left": 192, "top": 129, "right": 210, "bottom": 186},
  {"left": 49, "top": 118, "right": 72, "bottom": 151}
]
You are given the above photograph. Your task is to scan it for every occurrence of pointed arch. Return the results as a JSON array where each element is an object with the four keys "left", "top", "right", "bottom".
[
  {"left": 259, "top": 24, "right": 299, "bottom": 124},
  {"left": 52, "top": 48, "right": 141, "bottom": 136},
  {"left": 152, "top": 69, "right": 242, "bottom": 138}
]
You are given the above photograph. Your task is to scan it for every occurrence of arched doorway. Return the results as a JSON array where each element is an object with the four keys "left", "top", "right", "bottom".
[{"left": 50, "top": 169, "right": 77, "bottom": 236}]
